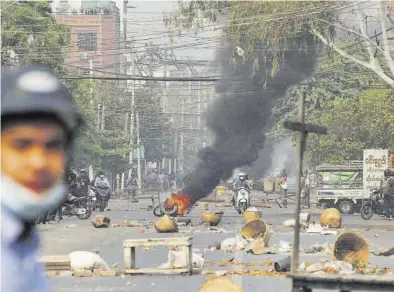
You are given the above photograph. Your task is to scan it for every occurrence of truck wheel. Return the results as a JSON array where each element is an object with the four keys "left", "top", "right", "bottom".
[
  {"left": 320, "top": 201, "right": 329, "bottom": 209},
  {"left": 338, "top": 200, "right": 354, "bottom": 214}
]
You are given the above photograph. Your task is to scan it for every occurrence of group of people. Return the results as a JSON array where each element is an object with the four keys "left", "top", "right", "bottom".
[
  {"left": 41, "top": 169, "right": 112, "bottom": 223},
  {"left": 143, "top": 169, "right": 185, "bottom": 191}
]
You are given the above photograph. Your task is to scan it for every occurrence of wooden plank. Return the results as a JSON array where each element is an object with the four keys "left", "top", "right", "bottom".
[
  {"left": 123, "top": 237, "right": 192, "bottom": 248},
  {"left": 124, "top": 247, "right": 132, "bottom": 269},
  {"left": 39, "top": 255, "right": 70, "bottom": 265},
  {"left": 124, "top": 268, "right": 191, "bottom": 275},
  {"left": 44, "top": 266, "right": 71, "bottom": 271}
]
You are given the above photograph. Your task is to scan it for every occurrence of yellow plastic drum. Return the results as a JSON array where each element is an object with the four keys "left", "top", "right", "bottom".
[{"left": 216, "top": 185, "right": 227, "bottom": 196}]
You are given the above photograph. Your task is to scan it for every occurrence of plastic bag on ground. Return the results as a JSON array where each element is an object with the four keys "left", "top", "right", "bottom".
[{"left": 158, "top": 251, "right": 204, "bottom": 269}]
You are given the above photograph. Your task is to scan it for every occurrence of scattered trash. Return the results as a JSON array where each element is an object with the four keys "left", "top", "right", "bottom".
[
  {"left": 158, "top": 251, "right": 204, "bottom": 270},
  {"left": 246, "top": 206, "right": 258, "bottom": 212},
  {"left": 200, "top": 211, "right": 223, "bottom": 226},
  {"left": 374, "top": 234, "right": 379, "bottom": 237},
  {"left": 283, "top": 219, "right": 295, "bottom": 227},
  {"left": 333, "top": 229, "right": 369, "bottom": 268},
  {"left": 320, "top": 208, "right": 342, "bottom": 228},
  {"left": 304, "top": 244, "right": 329, "bottom": 254},
  {"left": 373, "top": 246, "right": 394, "bottom": 257},
  {"left": 274, "top": 256, "right": 291, "bottom": 272},
  {"left": 121, "top": 220, "right": 142, "bottom": 227},
  {"left": 73, "top": 269, "right": 93, "bottom": 277},
  {"left": 69, "top": 251, "right": 110, "bottom": 271},
  {"left": 91, "top": 215, "right": 110, "bottom": 228},
  {"left": 220, "top": 235, "right": 249, "bottom": 252},
  {"left": 198, "top": 276, "right": 244, "bottom": 292},
  {"left": 302, "top": 260, "right": 353, "bottom": 275},
  {"left": 65, "top": 224, "right": 77, "bottom": 228},
  {"left": 283, "top": 213, "right": 310, "bottom": 228},
  {"left": 154, "top": 215, "right": 178, "bottom": 233},
  {"left": 306, "top": 224, "right": 338, "bottom": 236}
]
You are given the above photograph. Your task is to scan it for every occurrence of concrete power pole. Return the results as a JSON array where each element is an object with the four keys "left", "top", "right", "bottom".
[
  {"left": 128, "top": 38, "right": 135, "bottom": 180},
  {"left": 136, "top": 112, "right": 142, "bottom": 190}
]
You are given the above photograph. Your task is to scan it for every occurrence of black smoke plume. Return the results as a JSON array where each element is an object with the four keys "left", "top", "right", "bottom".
[{"left": 183, "top": 39, "right": 318, "bottom": 204}]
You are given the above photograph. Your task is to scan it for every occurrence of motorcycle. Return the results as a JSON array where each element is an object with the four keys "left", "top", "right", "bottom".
[
  {"left": 62, "top": 196, "right": 93, "bottom": 220},
  {"left": 360, "top": 188, "right": 388, "bottom": 220},
  {"left": 91, "top": 186, "right": 109, "bottom": 212},
  {"left": 233, "top": 186, "right": 251, "bottom": 214}
]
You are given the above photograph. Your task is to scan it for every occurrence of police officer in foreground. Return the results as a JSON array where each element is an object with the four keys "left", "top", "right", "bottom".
[{"left": 1, "top": 65, "right": 82, "bottom": 291}]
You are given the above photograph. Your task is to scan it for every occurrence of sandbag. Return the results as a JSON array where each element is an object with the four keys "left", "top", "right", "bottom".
[{"left": 69, "top": 251, "right": 110, "bottom": 271}]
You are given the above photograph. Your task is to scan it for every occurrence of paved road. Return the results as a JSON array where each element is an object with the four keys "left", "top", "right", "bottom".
[{"left": 38, "top": 198, "right": 394, "bottom": 292}]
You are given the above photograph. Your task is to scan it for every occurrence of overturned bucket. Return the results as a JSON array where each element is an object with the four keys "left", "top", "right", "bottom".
[
  {"left": 154, "top": 215, "right": 178, "bottom": 233},
  {"left": 333, "top": 229, "right": 369, "bottom": 268},
  {"left": 240, "top": 219, "right": 270, "bottom": 247},
  {"left": 320, "top": 208, "right": 342, "bottom": 228},
  {"left": 201, "top": 211, "right": 223, "bottom": 226},
  {"left": 243, "top": 210, "right": 262, "bottom": 223}
]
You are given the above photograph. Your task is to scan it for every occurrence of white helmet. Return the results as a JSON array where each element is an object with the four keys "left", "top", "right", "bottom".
[{"left": 239, "top": 172, "right": 248, "bottom": 181}]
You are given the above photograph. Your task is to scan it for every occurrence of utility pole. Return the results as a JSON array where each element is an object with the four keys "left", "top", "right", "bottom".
[
  {"left": 128, "top": 38, "right": 135, "bottom": 179},
  {"left": 197, "top": 80, "right": 201, "bottom": 148},
  {"left": 203, "top": 88, "right": 207, "bottom": 148},
  {"left": 89, "top": 59, "right": 94, "bottom": 180},
  {"left": 121, "top": 0, "right": 128, "bottom": 192},
  {"left": 283, "top": 90, "right": 327, "bottom": 278},
  {"left": 136, "top": 112, "right": 142, "bottom": 190}
]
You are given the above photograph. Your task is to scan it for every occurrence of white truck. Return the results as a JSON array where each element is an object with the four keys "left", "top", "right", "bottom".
[{"left": 316, "top": 161, "right": 364, "bottom": 214}]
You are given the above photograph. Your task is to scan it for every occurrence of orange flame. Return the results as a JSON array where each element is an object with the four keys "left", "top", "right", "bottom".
[{"left": 165, "top": 193, "right": 191, "bottom": 216}]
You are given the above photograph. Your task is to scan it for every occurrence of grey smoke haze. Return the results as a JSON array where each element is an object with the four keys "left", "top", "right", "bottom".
[
  {"left": 183, "top": 39, "right": 319, "bottom": 204},
  {"left": 245, "top": 137, "right": 296, "bottom": 179}
]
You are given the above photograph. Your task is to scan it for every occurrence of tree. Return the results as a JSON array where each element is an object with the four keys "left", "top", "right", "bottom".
[
  {"left": 165, "top": 1, "right": 339, "bottom": 75},
  {"left": 1, "top": 0, "right": 70, "bottom": 72}
]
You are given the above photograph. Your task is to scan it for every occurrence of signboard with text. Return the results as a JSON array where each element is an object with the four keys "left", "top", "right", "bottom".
[{"left": 363, "top": 149, "right": 388, "bottom": 197}]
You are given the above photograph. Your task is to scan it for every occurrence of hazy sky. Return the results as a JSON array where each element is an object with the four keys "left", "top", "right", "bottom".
[{"left": 128, "top": 1, "right": 216, "bottom": 62}]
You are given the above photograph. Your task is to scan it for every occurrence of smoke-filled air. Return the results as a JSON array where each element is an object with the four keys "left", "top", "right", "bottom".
[{"left": 183, "top": 39, "right": 319, "bottom": 204}]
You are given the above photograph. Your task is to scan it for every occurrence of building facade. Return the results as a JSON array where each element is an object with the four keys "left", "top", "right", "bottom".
[{"left": 51, "top": 0, "right": 121, "bottom": 76}]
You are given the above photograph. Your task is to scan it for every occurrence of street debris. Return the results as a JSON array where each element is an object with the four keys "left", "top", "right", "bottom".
[
  {"left": 201, "top": 270, "right": 285, "bottom": 277},
  {"left": 282, "top": 213, "right": 310, "bottom": 228},
  {"left": 373, "top": 246, "right": 394, "bottom": 257},
  {"left": 64, "top": 224, "right": 78, "bottom": 228},
  {"left": 198, "top": 276, "right": 244, "bottom": 292},
  {"left": 306, "top": 223, "right": 338, "bottom": 236},
  {"left": 200, "top": 211, "right": 223, "bottom": 226},
  {"left": 39, "top": 255, "right": 70, "bottom": 271},
  {"left": 121, "top": 220, "right": 142, "bottom": 227},
  {"left": 219, "top": 235, "right": 249, "bottom": 252},
  {"left": 333, "top": 229, "right": 369, "bottom": 268},
  {"left": 205, "top": 259, "right": 273, "bottom": 267},
  {"left": 243, "top": 207, "right": 262, "bottom": 223},
  {"left": 73, "top": 269, "right": 93, "bottom": 277},
  {"left": 91, "top": 214, "right": 111, "bottom": 228},
  {"left": 304, "top": 244, "right": 330, "bottom": 254},
  {"left": 274, "top": 256, "right": 291, "bottom": 272},
  {"left": 69, "top": 251, "right": 110, "bottom": 271},
  {"left": 320, "top": 208, "right": 342, "bottom": 228},
  {"left": 300, "top": 260, "right": 354, "bottom": 275},
  {"left": 240, "top": 219, "right": 270, "bottom": 246},
  {"left": 154, "top": 215, "right": 178, "bottom": 233},
  {"left": 158, "top": 251, "right": 204, "bottom": 270}
]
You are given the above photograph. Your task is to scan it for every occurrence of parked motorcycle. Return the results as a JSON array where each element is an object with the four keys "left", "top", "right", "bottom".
[
  {"left": 91, "top": 186, "right": 109, "bottom": 212},
  {"left": 62, "top": 196, "right": 93, "bottom": 220},
  {"left": 233, "top": 186, "right": 251, "bottom": 214},
  {"left": 360, "top": 188, "right": 387, "bottom": 220}
]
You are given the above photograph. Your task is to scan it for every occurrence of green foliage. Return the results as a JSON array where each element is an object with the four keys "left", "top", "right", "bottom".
[
  {"left": 1, "top": 0, "right": 71, "bottom": 72},
  {"left": 305, "top": 88, "right": 394, "bottom": 166}
]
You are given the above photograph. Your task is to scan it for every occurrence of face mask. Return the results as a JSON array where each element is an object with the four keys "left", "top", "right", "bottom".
[
  {"left": 100, "top": 175, "right": 104, "bottom": 179},
  {"left": 1, "top": 175, "right": 66, "bottom": 221}
]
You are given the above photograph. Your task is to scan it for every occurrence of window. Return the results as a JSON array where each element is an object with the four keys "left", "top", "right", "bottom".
[{"left": 77, "top": 32, "right": 97, "bottom": 51}]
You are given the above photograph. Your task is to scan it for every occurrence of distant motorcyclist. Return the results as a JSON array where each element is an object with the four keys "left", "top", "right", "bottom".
[
  {"left": 77, "top": 168, "right": 90, "bottom": 197},
  {"left": 66, "top": 169, "right": 79, "bottom": 196},
  {"left": 382, "top": 168, "right": 394, "bottom": 220},
  {"left": 232, "top": 172, "right": 253, "bottom": 204},
  {"left": 94, "top": 171, "right": 111, "bottom": 200}
]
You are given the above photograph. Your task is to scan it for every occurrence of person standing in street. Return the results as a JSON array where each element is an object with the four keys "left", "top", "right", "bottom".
[
  {"left": 1, "top": 65, "right": 82, "bottom": 292},
  {"left": 278, "top": 173, "right": 288, "bottom": 207}
]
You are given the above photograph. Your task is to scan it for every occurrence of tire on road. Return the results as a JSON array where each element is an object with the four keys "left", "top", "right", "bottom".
[{"left": 337, "top": 200, "right": 354, "bottom": 214}]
